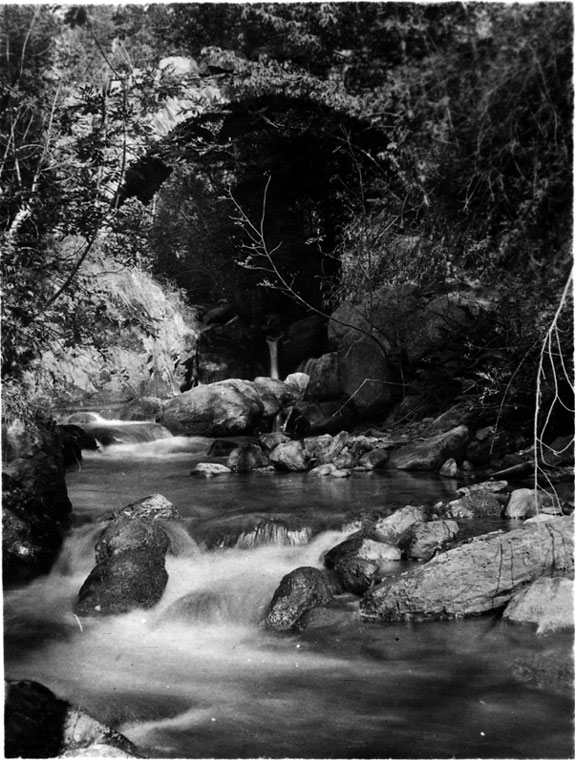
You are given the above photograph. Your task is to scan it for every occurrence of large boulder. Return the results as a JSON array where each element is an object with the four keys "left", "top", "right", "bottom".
[
  {"left": 304, "top": 352, "right": 341, "bottom": 402},
  {"left": 160, "top": 379, "right": 265, "bottom": 435},
  {"left": 388, "top": 425, "right": 471, "bottom": 471},
  {"left": 2, "top": 419, "right": 72, "bottom": 583},
  {"left": 337, "top": 340, "right": 397, "bottom": 417},
  {"left": 502, "top": 577, "right": 574, "bottom": 635},
  {"left": 76, "top": 516, "right": 169, "bottom": 616},
  {"left": 4, "top": 680, "right": 139, "bottom": 758},
  {"left": 361, "top": 516, "right": 574, "bottom": 623},
  {"left": 263, "top": 566, "right": 333, "bottom": 632}
]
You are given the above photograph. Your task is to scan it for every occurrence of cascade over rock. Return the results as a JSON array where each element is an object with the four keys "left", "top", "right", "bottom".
[
  {"left": 76, "top": 513, "right": 170, "bottom": 616},
  {"left": 263, "top": 566, "right": 334, "bottom": 632}
]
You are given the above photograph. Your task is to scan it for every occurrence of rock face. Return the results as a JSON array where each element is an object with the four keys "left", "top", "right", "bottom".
[
  {"left": 361, "top": 516, "right": 574, "bottom": 623},
  {"left": 263, "top": 566, "right": 333, "bottom": 632},
  {"left": 2, "top": 419, "right": 72, "bottom": 583},
  {"left": 4, "top": 680, "right": 139, "bottom": 758},
  {"left": 304, "top": 352, "right": 341, "bottom": 401},
  {"left": 503, "top": 577, "right": 574, "bottom": 635},
  {"left": 76, "top": 515, "right": 170, "bottom": 616},
  {"left": 388, "top": 425, "right": 470, "bottom": 471},
  {"left": 160, "top": 379, "right": 265, "bottom": 435},
  {"left": 337, "top": 341, "right": 396, "bottom": 417}
]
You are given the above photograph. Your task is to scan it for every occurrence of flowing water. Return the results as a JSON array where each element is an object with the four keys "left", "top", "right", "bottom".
[{"left": 4, "top": 425, "right": 574, "bottom": 759}]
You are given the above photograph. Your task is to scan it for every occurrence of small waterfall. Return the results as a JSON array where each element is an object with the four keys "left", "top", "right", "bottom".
[
  {"left": 266, "top": 338, "right": 279, "bottom": 380},
  {"left": 235, "top": 522, "right": 313, "bottom": 549}
]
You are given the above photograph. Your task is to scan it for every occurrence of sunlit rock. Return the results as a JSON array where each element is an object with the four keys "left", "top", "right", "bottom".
[
  {"left": 161, "top": 379, "right": 265, "bottom": 436},
  {"left": 269, "top": 440, "right": 309, "bottom": 471},
  {"left": 442, "top": 491, "right": 503, "bottom": 519},
  {"left": 361, "top": 516, "right": 574, "bottom": 623},
  {"left": 400, "top": 520, "right": 460, "bottom": 562},
  {"left": 504, "top": 488, "right": 563, "bottom": 519},
  {"left": 503, "top": 576, "right": 574, "bottom": 635},
  {"left": 370, "top": 505, "right": 429, "bottom": 543},
  {"left": 191, "top": 462, "right": 232, "bottom": 478}
]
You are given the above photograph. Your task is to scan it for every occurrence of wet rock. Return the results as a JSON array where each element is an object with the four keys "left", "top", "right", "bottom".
[
  {"left": 258, "top": 432, "right": 290, "bottom": 453},
  {"left": 370, "top": 505, "right": 429, "bottom": 543},
  {"left": 269, "top": 440, "right": 309, "bottom": 471},
  {"left": 102, "top": 493, "right": 180, "bottom": 522},
  {"left": 503, "top": 577, "right": 574, "bottom": 635},
  {"left": 439, "top": 458, "right": 458, "bottom": 478},
  {"left": 2, "top": 421, "right": 72, "bottom": 583},
  {"left": 191, "top": 463, "right": 232, "bottom": 477},
  {"left": 4, "top": 680, "right": 139, "bottom": 759},
  {"left": 504, "top": 488, "right": 563, "bottom": 519},
  {"left": 357, "top": 448, "right": 389, "bottom": 470},
  {"left": 400, "top": 520, "right": 460, "bottom": 562},
  {"left": 253, "top": 377, "right": 298, "bottom": 406},
  {"left": 334, "top": 555, "right": 382, "bottom": 595},
  {"left": 304, "top": 431, "right": 350, "bottom": 465},
  {"left": 227, "top": 443, "right": 267, "bottom": 473},
  {"left": 160, "top": 379, "right": 264, "bottom": 435},
  {"left": 388, "top": 425, "right": 470, "bottom": 471},
  {"left": 442, "top": 491, "right": 503, "bottom": 519},
  {"left": 457, "top": 480, "right": 508, "bottom": 495},
  {"left": 207, "top": 439, "right": 238, "bottom": 457},
  {"left": 263, "top": 566, "right": 333, "bottom": 632},
  {"left": 325, "top": 536, "right": 401, "bottom": 569},
  {"left": 76, "top": 516, "right": 169, "bottom": 616},
  {"left": 361, "top": 516, "right": 574, "bottom": 623},
  {"left": 309, "top": 463, "right": 338, "bottom": 477}
]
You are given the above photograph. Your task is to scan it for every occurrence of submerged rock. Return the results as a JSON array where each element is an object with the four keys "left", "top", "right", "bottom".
[
  {"left": 4, "top": 680, "right": 140, "bottom": 758},
  {"left": 76, "top": 516, "right": 169, "bottom": 616},
  {"left": 361, "top": 516, "right": 574, "bottom": 623},
  {"left": 503, "top": 577, "right": 574, "bottom": 635},
  {"left": 263, "top": 566, "right": 333, "bottom": 632},
  {"left": 191, "top": 463, "right": 232, "bottom": 477}
]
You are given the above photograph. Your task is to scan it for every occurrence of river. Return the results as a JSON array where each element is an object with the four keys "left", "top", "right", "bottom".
[{"left": 4, "top": 429, "right": 574, "bottom": 758}]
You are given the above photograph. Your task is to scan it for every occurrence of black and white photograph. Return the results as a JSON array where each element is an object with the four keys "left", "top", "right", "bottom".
[{"left": 2, "top": 3, "right": 574, "bottom": 758}]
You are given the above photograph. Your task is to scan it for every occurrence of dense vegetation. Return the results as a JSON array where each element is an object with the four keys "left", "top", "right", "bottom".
[{"left": 1, "top": 3, "right": 572, "bottom": 441}]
